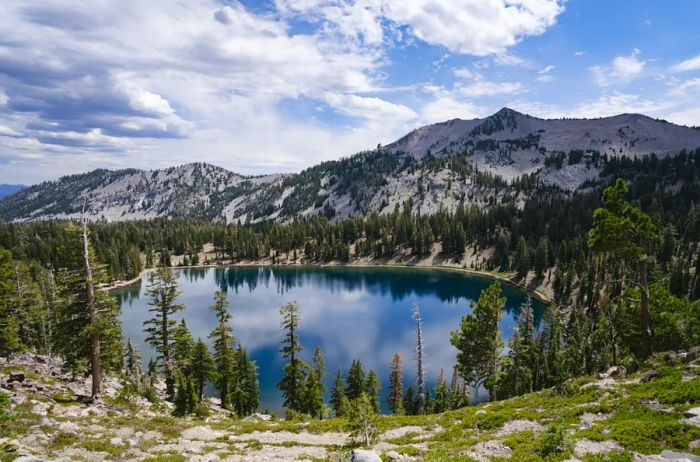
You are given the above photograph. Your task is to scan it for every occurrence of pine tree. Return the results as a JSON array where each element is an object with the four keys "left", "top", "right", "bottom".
[
  {"left": 54, "top": 223, "right": 123, "bottom": 396},
  {"left": 231, "top": 345, "right": 259, "bottom": 417},
  {"left": 544, "top": 304, "right": 567, "bottom": 388},
  {"left": 449, "top": 366, "right": 470, "bottom": 409},
  {"left": 345, "top": 359, "right": 366, "bottom": 400},
  {"left": 387, "top": 353, "right": 404, "bottom": 414},
  {"left": 345, "top": 393, "right": 378, "bottom": 447},
  {"left": 209, "top": 290, "right": 236, "bottom": 408},
  {"left": 190, "top": 338, "right": 216, "bottom": 401},
  {"left": 403, "top": 385, "right": 416, "bottom": 415},
  {"left": 588, "top": 178, "right": 658, "bottom": 358},
  {"left": 0, "top": 248, "right": 21, "bottom": 358},
  {"left": 125, "top": 339, "right": 142, "bottom": 388},
  {"left": 365, "top": 369, "right": 381, "bottom": 413},
  {"left": 278, "top": 302, "right": 307, "bottom": 412},
  {"left": 433, "top": 368, "right": 450, "bottom": 413},
  {"left": 451, "top": 282, "right": 505, "bottom": 401},
  {"left": 143, "top": 267, "right": 184, "bottom": 400},
  {"left": 330, "top": 368, "right": 345, "bottom": 416},
  {"left": 500, "top": 297, "right": 537, "bottom": 398},
  {"left": 302, "top": 368, "right": 324, "bottom": 418},
  {"left": 172, "top": 319, "right": 195, "bottom": 376}
]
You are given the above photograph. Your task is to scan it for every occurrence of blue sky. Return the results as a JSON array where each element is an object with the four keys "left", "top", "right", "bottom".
[{"left": 1, "top": 0, "right": 699, "bottom": 184}]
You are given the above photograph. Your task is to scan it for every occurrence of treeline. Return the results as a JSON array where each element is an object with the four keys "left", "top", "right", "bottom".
[{"left": 1, "top": 152, "right": 698, "bottom": 304}]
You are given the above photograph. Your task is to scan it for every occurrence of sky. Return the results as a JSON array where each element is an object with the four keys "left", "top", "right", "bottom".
[{"left": 1, "top": 0, "right": 699, "bottom": 185}]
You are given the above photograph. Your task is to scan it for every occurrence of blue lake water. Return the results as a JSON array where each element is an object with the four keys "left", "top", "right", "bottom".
[{"left": 115, "top": 266, "right": 545, "bottom": 413}]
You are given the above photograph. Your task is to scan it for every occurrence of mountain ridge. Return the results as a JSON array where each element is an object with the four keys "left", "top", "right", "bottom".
[{"left": 2, "top": 109, "right": 700, "bottom": 223}]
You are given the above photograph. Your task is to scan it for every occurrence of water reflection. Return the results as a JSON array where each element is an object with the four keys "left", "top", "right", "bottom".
[{"left": 116, "top": 266, "right": 544, "bottom": 412}]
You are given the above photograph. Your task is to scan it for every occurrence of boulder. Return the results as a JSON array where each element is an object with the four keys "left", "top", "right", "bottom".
[
  {"left": 658, "top": 450, "right": 700, "bottom": 461},
  {"left": 9, "top": 372, "right": 25, "bottom": 383},
  {"left": 606, "top": 365, "right": 627, "bottom": 378},
  {"left": 686, "top": 346, "right": 700, "bottom": 364},
  {"left": 351, "top": 449, "right": 382, "bottom": 462},
  {"left": 640, "top": 370, "right": 660, "bottom": 383}
]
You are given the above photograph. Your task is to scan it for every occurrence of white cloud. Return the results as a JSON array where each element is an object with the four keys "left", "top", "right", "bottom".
[
  {"left": 383, "top": 0, "right": 564, "bottom": 55},
  {"left": 670, "top": 54, "right": 700, "bottom": 73},
  {"left": 591, "top": 49, "right": 646, "bottom": 86},
  {"left": 323, "top": 92, "right": 417, "bottom": 121},
  {"left": 277, "top": 0, "right": 564, "bottom": 56},
  {"left": 0, "top": 125, "right": 22, "bottom": 137},
  {"left": 574, "top": 51, "right": 585, "bottom": 56},
  {"left": 539, "top": 65, "right": 555, "bottom": 74}
]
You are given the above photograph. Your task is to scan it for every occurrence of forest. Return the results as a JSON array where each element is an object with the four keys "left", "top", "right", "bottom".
[{"left": 0, "top": 164, "right": 699, "bottom": 426}]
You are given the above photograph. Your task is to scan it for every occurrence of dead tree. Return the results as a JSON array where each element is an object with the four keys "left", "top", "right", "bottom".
[{"left": 412, "top": 303, "right": 425, "bottom": 414}]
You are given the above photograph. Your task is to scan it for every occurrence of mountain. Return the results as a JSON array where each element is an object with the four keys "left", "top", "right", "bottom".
[
  {"left": 0, "top": 184, "right": 25, "bottom": 199},
  {"left": 2, "top": 108, "right": 700, "bottom": 223}
]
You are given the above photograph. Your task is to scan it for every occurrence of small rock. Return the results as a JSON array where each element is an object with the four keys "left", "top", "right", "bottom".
[
  {"left": 574, "top": 439, "right": 622, "bottom": 456},
  {"left": 58, "top": 421, "right": 79, "bottom": 433},
  {"left": 351, "top": 449, "right": 382, "bottom": 462},
  {"left": 109, "top": 437, "right": 123, "bottom": 446},
  {"left": 686, "top": 346, "right": 700, "bottom": 364},
  {"left": 684, "top": 407, "right": 700, "bottom": 418},
  {"left": 606, "top": 365, "right": 627, "bottom": 378},
  {"left": 9, "top": 372, "right": 25, "bottom": 383},
  {"left": 659, "top": 450, "right": 700, "bottom": 461},
  {"left": 385, "top": 451, "right": 415, "bottom": 461},
  {"left": 181, "top": 425, "right": 224, "bottom": 441},
  {"left": 640, "top": 370, "right": 660, "bottom": 383}
]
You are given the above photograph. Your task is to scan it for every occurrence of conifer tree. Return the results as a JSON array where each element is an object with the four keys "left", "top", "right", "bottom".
[
  {"left": 278, "top": 302, "right": 307, "bottom": 412},
  {"left": 231, "top": 345, "right": 259, "bottom": 416},
  {"left": 387, "top": 353, "right": 404, "bottom": 414},
  {"left": 345, "top": 359, "right": 366, "bottom": 400},
  {"left": 345, "top": 393, "right": 378, "bottom": 447},
  {"left": 55, "top": 223, "right": 123, "bottom": 397},
  {"left": 302, "top": 368, "right": 324, "bottom": 418},
  {"left": 588, "top": 178, "right": 658, "bottom": 358},
  {"left": 143, "top": 267, "right": 184, "bottom": 400},
  {"left": 449, "top": 366, "right": 470, "bottom": 409},
  {"left": 209, "top": 290, "right": 236, "bottom": 408},
  {"left": 125, "top": 339, "right": 142, "bottom": 388},
  {"left": 190, "top": 338, "right": 216, "bottom": 401},
  {"left": 172, "top": 319, "right": 195, "bottom": 375},
  {"left": 330, "top": 368, "right": 345, "bottom": 416},
  {"left": 0, "top": 248, "right": 20, "bottom": 358},
  {"left": 433, "top": 368, "right": 450, "bottom": 413},
  {"left": 451, "top": 282, "right": 505, "bottom": 401},
  {"left": 365, "top": 369, "right": 381, "bottom": 413},
  {"left": 403, "top": 385, "right": 416, "bottom": 415},
  {"left": 500, "top": 297, "right": 536, "bottom": 398}
]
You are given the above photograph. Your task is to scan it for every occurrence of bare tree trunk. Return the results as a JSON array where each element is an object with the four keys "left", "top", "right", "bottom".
[
  {"left": 13, "top": 264, "right": 26, "bottom": 344},
  {"left": 412, "top": 303, "right": 425, "bottom": 414},
  {"left": 82, "top": 209, "right": 101, "bottom": 398},
  {"left": 639, "top": 258, "right": 652, "bottom": 359}
]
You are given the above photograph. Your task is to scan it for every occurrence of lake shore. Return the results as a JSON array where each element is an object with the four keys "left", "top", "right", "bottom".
[{"left": 104, "top": 257, "right": 552, "bottom": 303}]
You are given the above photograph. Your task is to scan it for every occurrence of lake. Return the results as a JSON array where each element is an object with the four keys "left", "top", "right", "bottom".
[{"left": 115, "top": 266, "right": 545, "bottom": 413}]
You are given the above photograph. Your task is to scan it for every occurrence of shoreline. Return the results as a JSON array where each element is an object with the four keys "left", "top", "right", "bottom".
[{"left": 105, "top": 260, "right": 551, "bottom": 303}]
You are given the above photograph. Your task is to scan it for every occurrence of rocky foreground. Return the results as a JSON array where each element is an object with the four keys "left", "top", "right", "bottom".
[{"left": 1, "top": 351, "right": 700, "bottom": 462}]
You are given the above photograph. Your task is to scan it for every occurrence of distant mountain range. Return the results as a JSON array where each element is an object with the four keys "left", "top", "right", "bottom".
[
  {"left": 0, "top": 184, "right": 25, "bottom": 200},
  {"left": 2, "top": 108, "right": 699, "bottom": 223}
]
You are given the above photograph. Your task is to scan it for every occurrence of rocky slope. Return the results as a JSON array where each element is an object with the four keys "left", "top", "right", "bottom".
[
  {"left": 1, "top": 350, "right": 699, "bottom": 461},
  {"left": 2, "top": 109, "right": 700, "bottom": 223}
]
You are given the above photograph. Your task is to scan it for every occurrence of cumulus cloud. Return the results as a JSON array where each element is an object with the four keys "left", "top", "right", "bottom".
[
  {"left": 591, "top": 49, "right": 646, "bottom": 86},
  {"left": 277, "top": 0, "right": 565, "bottom": 55}
]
